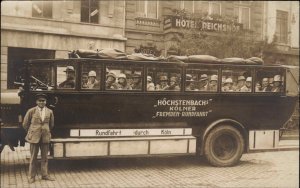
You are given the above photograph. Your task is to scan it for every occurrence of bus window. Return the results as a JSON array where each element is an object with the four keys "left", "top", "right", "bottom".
[
  {"left": 185, "top": 69, "right": 218, "bottom": 92},
  {"left": 105, "top": 65, "right": 143, "bottom": 91},
  {"left": 255, "top": 69, "right": 285, "bottom": 93},
  {"left": 222, "top": 68, "right": 252, "bottom": 92},
  {"left": 57, "top": 64, "right": 76, "bottom": 89},
  {"left": 29, "top": 63, "right": 54, "bottom": 91},
  {"left": 147, "top": 68, "right": 181, "bottom": 91},
  {"left": 81, "top": 63, "right": 101, "bottom": 90}
]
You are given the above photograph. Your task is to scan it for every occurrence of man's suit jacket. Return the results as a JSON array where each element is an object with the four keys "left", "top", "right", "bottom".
[{"left": 23, "top": 106, "right": 54, "bottom": 144}]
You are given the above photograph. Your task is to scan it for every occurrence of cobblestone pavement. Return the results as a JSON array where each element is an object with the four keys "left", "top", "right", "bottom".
[{"left": 1, "top": 143, "right": 299, "bottom": 188}]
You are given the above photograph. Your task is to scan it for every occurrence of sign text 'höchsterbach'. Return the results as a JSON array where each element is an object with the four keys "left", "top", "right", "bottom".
[
  {"left": 164, "top": 17, "right": 243, "bottom": 32},
  {"left": 153, "top": 98, "right": 213, "bottom": 118}
]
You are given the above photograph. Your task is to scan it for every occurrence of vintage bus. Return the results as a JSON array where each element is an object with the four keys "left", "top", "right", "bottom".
[{"left": 1, "top": 55, "right": 298, "bottom": 166}]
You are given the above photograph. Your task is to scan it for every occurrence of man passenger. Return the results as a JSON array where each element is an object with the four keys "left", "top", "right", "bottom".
[
  {"left": 236, "top": 76, "right": 246, "bottom": 91},
  {"left": 58, "top": 66, "right": 75, "bottom": 88},
  {"left": 131, "top": 72, "right": 142, "bottom": 90},
  {"left": 198, "top": 74, "right": 209, "bottom": 91},
  {"left": 208, "top": 74, "right": 218, "bottom": 91},
  {"left": 271, "top": 75, "right": 283, "bottom": 92},
  {"left": 261, "top": 77, "right": 271, "bottom": 92},
  {"left": 185, "top": 74, "right": 198, "bottom": 91},
  {"left": 166, "top": 76, "right": 180, "bottom": 91},
  {"left": 156, "top": 75, "right": 169, "bottom": 90}
]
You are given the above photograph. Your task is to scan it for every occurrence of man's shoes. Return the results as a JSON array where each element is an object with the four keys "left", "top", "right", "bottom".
[
  {"left": 41, "top": 176, "right": 55, "bottom": 181},
  {"left": 28, "top": 178, "right": 35, "bottom": 184}
]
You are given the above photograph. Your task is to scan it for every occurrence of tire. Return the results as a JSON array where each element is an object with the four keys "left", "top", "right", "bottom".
[{"left": 204, "top": 125, "right": 244, "bottom": 167}]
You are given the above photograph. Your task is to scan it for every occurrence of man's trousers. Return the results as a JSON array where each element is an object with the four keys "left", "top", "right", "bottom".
[{"left": 28, "top": 142, "right": 49, "bottom": 178}]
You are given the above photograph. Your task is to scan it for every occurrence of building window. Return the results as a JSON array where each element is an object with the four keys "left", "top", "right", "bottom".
[
  {"left": 81, "top": 0, "right": 99, "bottom": 24},
  {"left": 136, "top": 0, "right": 158, "bottom": 19},
  {"left": 32, "top": 1, "right": 52, "bottom": 18},
  {"left": 234, "top": 6, "right": 250, "bottom": 29},
  {"left": 276, "top": 10, "right": 288, "bottom": 43},
  {"left": 194, "top": 1, "right": 221, "bottom": 15}
]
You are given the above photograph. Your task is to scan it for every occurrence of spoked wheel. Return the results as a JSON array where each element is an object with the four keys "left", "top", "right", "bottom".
[{"left": 204, "top": 125, "right": 244, "bottom": 167}]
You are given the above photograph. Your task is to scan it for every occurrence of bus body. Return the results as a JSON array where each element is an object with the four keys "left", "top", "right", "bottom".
[{"left": 1, "top": 57, "right": 298, "bottom": 166}]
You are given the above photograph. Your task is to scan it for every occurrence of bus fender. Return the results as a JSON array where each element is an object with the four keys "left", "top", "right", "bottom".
[{"left": 199, "top": 119, "right": 248, "bottom": 155}]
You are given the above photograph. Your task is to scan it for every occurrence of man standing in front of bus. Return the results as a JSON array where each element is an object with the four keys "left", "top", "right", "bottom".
[{"left": 23, "top": 93, "right": 55, "bottom": 183}]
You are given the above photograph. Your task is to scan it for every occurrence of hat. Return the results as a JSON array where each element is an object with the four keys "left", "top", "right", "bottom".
[
  {"left": 262, "top": 78, "right": 268, "bottom": 82},
  {"left": 147, "top": 76, "right": 152, "bottom": 82},
  {"left": 106, "top": 71, "right": 116, "bottom": 79},
  {"left": 35, "top": 93, "right": 47, "bottom": 100},
  {"left": 170, "top": 76, "right": 177, "bottom": 82},
  {"left": 88, "top": 70, "right": 96, "bottom": 77},
  {"left": 274, "top": 75, "right": 281, "bottom": 82},
  {"left": 64, "top": 66, "right": 75, "bottom": 72},
  {"left": 160, "top": 75, "right": 168, "bottom": 81},
  {"left": 246, "top": 77, "right": 252, "bottom": 82},
  {"left": 225, "top": 78, "right": 233, "bottom": 83},
  {"left": 210, "top": 75, "right": 218, "bottom": 81},
  {"left": 238, "top": 76, "right": 246, "bottom": 81},
  {"left": 200, "top": 74, "right": 208, "bottom": 81},
  {"left": 132, "top": 71, "right": 142, "bottom": 78},
  {"left": 118, "top": 73, "right": 126, "bottom": 79}
]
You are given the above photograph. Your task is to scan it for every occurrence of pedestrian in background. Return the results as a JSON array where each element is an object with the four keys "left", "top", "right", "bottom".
[{"left": 22, "top": 93, "right": 55, "bottom": 183}]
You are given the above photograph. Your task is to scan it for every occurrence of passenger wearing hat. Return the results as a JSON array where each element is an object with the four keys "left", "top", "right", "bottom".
[
  {"left": 58, "top": 66, "right": 75, "bottom": 88},
  {"left": 117, "top": 73, "right": 132, "bottom": 90},
  {"left": 261, "top": 77, "right": 271, "bottom": 92},
  {"left": 155, "top": 75, "right": 169, "bottom": 91},
  {"left": 240, "top": 77, "right": 252, "bottom": 92},
  {"left": 271, "top": 75, "right": 283, "bottom": 92},
  {"left": 106, "top": 71, "right": 119, "bottom": 90},
  {"left": 185, "top": 74, "right": 198, "bottom": 91},
  {"left": 222, "top": 78, "right": 234, "bottom": 92},
  {"left": 147, "top": 76, "right": 155, "bottom": 91},
  {"left": 236, "top": 76, "right": 246, "bottom": 91},
  {"left": 86, "top": 70, "right": 100, "bottom": 89},
  {"left": 198, "top": 74, "right": 209, "bottom": 91},
  {"left": 131, "top": 71, "right": 142, "bottom": 90},
  {"left": 208, "top": 74, "right": 218, "bottom": 91},
  {"left": 22, "top": 93, "right": 55, "bottom": 183},
  {"left": 165, "top": 76, "right": 180, "bottom": 91}
]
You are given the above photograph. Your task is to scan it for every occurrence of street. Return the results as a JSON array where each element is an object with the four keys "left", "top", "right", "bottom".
[{"left": 1, "top": 144, "right": 299, "bottom": 188}]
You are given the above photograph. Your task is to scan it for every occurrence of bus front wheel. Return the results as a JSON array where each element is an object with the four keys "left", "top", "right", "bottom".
[{"left": 204, "top": 125, "right": 244, "bottom": 167}]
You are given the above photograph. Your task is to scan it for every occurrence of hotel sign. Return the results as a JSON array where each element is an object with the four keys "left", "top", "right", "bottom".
[{"left": 164, "top": 17, "right": 243, "bottom": 32}]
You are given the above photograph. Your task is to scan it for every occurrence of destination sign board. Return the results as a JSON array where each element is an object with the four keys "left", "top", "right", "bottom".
[{"left": 70, "top": 128, "right": 192, "bottom": 137}]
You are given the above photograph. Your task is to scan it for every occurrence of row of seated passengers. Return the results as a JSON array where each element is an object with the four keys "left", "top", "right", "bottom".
[{"left": 81, "top": 70, "right": 283, "bottom": 92}]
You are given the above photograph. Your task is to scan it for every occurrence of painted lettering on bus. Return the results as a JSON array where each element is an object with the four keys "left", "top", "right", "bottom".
[
  {"left": 157, "top": 99, "right": 211, "bottom": 106},
  {"left": 96, "top": 130, "right": 122, "bottom": 136}
]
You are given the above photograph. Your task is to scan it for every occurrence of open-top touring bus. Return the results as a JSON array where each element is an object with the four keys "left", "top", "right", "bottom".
[{"left": 1, "top": 53, "right": 298, "bottom": 166}]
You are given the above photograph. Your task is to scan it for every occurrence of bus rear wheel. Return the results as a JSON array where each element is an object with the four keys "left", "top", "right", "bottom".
[{"left": 204, "top": 125, "right": 244, "bottom": 167}]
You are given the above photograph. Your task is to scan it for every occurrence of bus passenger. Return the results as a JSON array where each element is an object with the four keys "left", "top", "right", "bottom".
[
  {"left": 117, "top": 73, "right": 132, "bottom": 90},
  {"left": 271, "top": 75, "right": 283, "bottom": 92},
  {"left": 166, "top": 76, "right": 180, "bottom": 91},
  {"left": 261, "top": 78, "right": 271, "bottom": 92},
  {"left": 58, "top": 66, "right": 75, "bottom": 88},
  {"left": 81, "top": 72, "right": 88, "bottom": 88},
  {"left": 255, "top": 82, "right": 262, "bottom": 92},
  {"left": 269, "top": 77, "right": 274, "bottom": 88},
  {"left": 198, "top": 74, "right": 209, "bottom": 91},
  {"left": 156, "top": 76, "right": 169, "bottom": 90},
  {"left": 236, "top": 76, "right": 246, "bottom": 91},
  {"left": 240, "top": 77, "right": 252, "bottom": 92},
  {"left": 106, "top": 71, "right": 118, "bottom": 90},
  {"left": 131, "top": 72, "right": 142, "bottom": 90},
  {"left": 147, "top": 76, "right": 155, "bottom": 91},
  {"left": 185, "top": 74, "right": 198, "bottom": 91},
  {"left": 222, "top": 78, "right": 234, "bottom": 92},
  {"left": 86, "top": 71, "right": 100, "bottom": 89},
  {"left": 208, "top": 74, "right": 218, "bottom": 91}
]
